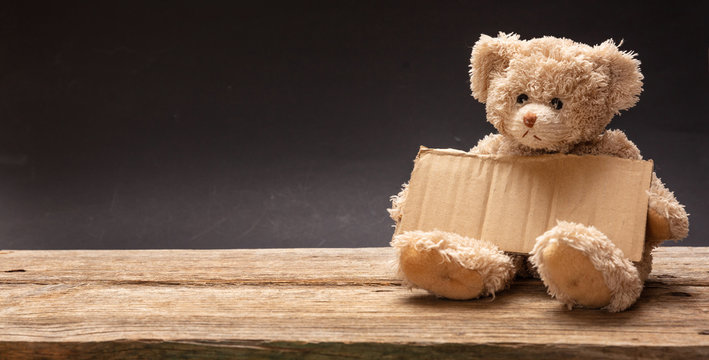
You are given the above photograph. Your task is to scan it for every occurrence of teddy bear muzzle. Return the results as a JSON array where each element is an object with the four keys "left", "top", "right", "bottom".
[
  {"left": 508, "top": 103, "right": 570, "bottom": 150},
  {"left": 523, "top": 112, "right": 537, "bottom": 127}
]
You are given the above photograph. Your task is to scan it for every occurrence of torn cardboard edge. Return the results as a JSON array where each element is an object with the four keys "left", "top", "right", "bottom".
[{"left": 394, "top": 146, "right": 653, "bottom": 261}]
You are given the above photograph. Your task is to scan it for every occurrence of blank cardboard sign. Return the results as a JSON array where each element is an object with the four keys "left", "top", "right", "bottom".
[{"left": 395, "top": 147, "right": 654, "bottom": 261}]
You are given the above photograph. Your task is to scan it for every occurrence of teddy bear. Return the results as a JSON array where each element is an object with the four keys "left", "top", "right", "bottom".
[{"left": 388, "top": 33, "right": 689, "bottom": 312}]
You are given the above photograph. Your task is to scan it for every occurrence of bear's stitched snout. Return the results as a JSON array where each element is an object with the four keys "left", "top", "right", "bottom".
[{"left": 523, "top": 112, "right": 537, "bottom": 128}]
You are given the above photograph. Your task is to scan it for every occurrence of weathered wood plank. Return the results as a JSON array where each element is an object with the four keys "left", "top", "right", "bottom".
[
  {"left": 1, "top": 341, "right": 708, "bottom": 360},
  {"left": 0, "top": 248, "right": 396, "bottom": 285},
  {"left": 1, "top": 247, "right": 708, "bottom": 359}
]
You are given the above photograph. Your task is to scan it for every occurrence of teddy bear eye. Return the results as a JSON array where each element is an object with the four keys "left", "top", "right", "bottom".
[
  {"left": 516, "top": 94, "right": 528, "bottom": 104},
  {"left": 551, "top": 98, "right": 563, "bottom": 110}
]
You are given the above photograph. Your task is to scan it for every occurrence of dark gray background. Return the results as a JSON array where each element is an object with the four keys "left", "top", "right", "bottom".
[{"left": 0, "top": 1, "right": 706, "bottom": 249}]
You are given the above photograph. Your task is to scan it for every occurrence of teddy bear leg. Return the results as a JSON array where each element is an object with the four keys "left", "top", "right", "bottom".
[
  {"left": 530, "top": 221, "right": 643, "bottom": 312},
  {"left": 391, "top": 230, "right": 516, "bottom": 300}
]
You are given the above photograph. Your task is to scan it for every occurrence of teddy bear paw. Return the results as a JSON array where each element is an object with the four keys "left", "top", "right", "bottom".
[
  {"left": 391, "top": 230, "right": 515, "bottom": 300},
  {"left": 530, "top": 221, "right": 643, "bottom": 312}
]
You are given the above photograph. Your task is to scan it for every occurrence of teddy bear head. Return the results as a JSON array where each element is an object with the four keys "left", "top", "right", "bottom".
[{"left": 469, "top": 33, "right": 643, "bottom": 152}]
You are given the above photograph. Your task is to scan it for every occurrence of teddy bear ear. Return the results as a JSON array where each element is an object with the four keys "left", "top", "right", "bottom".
[
  {"left": 591, "top": 40, "right": 644, "bottom": 112},
  {"left": 469, "top": 32, "right": 522, "bottom": 103}
]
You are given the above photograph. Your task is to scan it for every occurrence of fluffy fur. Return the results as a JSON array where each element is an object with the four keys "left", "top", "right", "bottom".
[
  {"left": 389, "top": 33, "right": 689, "bottom": 312},
  {"left": 391, "top": 230, "right": 515, "bottom": 297},
  {"left": 530, "top": 221, "right": 643, "bottom": 312},
  {"left": 470, "top": 33, "right": 643, "bottom": 152}
]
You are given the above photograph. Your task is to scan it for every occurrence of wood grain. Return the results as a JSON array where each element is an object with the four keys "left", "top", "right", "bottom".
[{"left": 1, "top": 247, "right": 708, "bottom": 359}]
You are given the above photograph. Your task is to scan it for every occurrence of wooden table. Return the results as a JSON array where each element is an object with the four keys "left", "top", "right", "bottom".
[{"left": 1, "top": 247, "right": 707, "bottom": 359}]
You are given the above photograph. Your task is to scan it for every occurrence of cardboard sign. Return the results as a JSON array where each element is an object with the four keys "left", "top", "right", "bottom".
[{"left": 394, "top": 147, "right": 653, "bottom": 261}]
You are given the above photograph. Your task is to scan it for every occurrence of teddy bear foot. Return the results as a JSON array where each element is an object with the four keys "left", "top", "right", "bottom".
[
  {"left": 391, "top": 230, "right": 515, "bottom": 300},
  {"left": 530, "top": 221, "right": 643, "bottom": 312}
]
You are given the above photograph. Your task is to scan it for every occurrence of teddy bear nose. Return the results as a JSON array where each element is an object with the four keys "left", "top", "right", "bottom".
[{"left": 523, "top": 112, "right": 537, "bottom": 128}]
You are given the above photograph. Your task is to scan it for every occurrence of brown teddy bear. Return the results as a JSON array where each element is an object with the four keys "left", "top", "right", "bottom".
[{"left": 389, "top": 33, "right": 689, "bottom": 312}]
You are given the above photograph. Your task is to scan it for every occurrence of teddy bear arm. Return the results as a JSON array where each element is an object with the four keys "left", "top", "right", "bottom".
[
  {"left": 469, "top": 133, "right": 516, "bottom": 155},
  {"left": 574, "top": 129, "right": 642, "bottom": 160},
  {"left": 574, "top": 131, "right": 688, "bottom": 243},
  {"left": 387, "top": 182, "right": 409, "bottom": 223},
  {"left": 469, "top": 133, "right": 501, "bottom": 155},
  {"left": 646, "top": 172, "right": 689, "bottom": 244}
]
